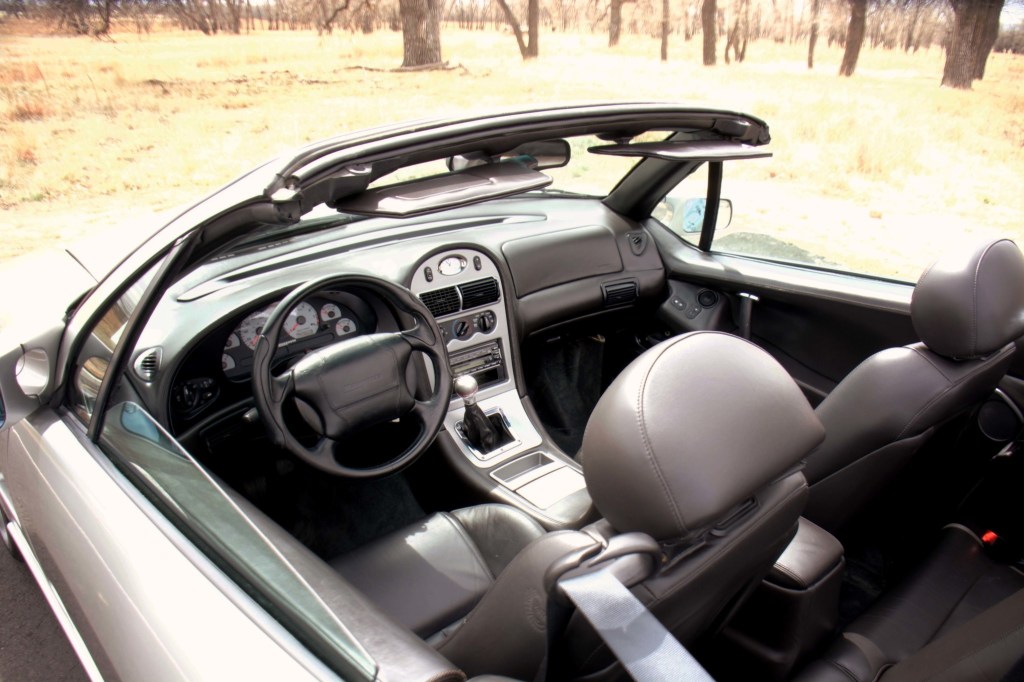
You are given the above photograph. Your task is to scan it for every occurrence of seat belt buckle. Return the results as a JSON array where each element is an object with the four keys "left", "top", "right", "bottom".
[{"left": 543, "top": 532, "right": 662, "bottom": 605}]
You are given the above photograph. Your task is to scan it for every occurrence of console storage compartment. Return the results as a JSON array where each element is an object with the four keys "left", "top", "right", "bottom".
[{"left": 713, "top": 517, "right": 844, "bottom": 680}]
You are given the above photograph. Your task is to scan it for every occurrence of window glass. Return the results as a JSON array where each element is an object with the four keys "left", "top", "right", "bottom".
[
  {"left": 655, "top": 160, "right": 1011, "bottom": 283},
  {"left": 70, "top": 266, "right": 158, "bottom": 424},
  {"left": 99, "top": 402, "right": 377, "bottom": 680}
]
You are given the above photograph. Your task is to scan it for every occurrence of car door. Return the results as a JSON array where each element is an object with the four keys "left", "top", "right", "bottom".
[{"left": 3, "top": 260, "right": 370, "bottom": 681}]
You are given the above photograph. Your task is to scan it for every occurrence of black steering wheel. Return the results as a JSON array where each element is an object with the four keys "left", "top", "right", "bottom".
[{"left": 251, "top": 274, "right": 452, "bottom": 477}]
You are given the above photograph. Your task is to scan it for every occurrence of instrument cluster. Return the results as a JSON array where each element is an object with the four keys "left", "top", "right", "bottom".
[{"left": 221, "top": 295, "right": 368, "bottom": 381}]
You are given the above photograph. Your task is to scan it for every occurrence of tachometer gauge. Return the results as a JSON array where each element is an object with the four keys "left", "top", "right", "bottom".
[
  {"left": 285, "top": 302, "right": 319, "bottom": 340},
  {"left": 239, "top": 305, "right": 274, "bottom": 350},
  {"left": 335, "top": 317, "right": 357, "bottom": 336},
  {"left": 222, "top": 354, "right": 235, "bottom": 372},
  {"left": 224, "top": 333, "right": 240, "bottom": 350},
  {"left": 320, "top": 303, "right": 342, "bottom": 322}
]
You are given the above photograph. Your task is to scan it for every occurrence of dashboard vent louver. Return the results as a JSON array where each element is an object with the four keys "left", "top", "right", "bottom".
[
  {"left": 458, "top": 277, "right": 500, "bottom": 310},
  {"left": 419, "top": 287, "right": 461, "bottom": 318},
  {"left": 602, "top": 279, "right": 639, "bottom": 308},
  {"left": 133, "top": 347, "right": 162, "bottom": 382}
]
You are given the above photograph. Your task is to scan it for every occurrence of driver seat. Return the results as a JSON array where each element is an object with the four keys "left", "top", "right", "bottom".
[{"left": 331, "top": 331, "right": 825, "bottom": 679}]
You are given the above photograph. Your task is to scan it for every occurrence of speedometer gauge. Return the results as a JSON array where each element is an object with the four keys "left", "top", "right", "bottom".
[{"left": 285, "top": 302, "right": 319, "bottom": 340}]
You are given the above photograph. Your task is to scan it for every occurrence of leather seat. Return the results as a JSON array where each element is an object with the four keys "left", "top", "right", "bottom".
[
  {"left": 796, "top": 525, "right": 1024, "bottom": 681},
  {"left": 333, "top": 331, "right": 825, "bottom": 679},
  {"left": 804, "top": 239, "right": 1024, "bottom": 531}
]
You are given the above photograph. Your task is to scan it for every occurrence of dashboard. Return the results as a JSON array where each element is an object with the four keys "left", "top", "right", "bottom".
[{"left": 133, "top": 198, "right": 666, "bottom": 441}]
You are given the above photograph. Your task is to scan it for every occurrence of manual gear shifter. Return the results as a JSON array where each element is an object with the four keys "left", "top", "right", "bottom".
[{"left": 454, "top": 374, "right": 499, "bottom": 453}]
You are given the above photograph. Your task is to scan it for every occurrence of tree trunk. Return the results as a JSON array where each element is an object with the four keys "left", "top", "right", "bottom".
[
  {"left": 493, "top": 0, "right": 528, "bottom": 57},
  {"left": 974, "top": 0, "right": 1004, "bottom": 80},
  {"left": 526, "top": 0, "right": 539, "bottom": 58},
  {"left": 660, "top": 0, "right": 669, "bottom": 61},
  {"left": 701, "top": 0, "right": 716, "bottom": 65},
  {"left": 609, "top": 0, "right": 635, "bottom": 47},
  {"left": 807, "top": 0, "right": 820, "bottom": 69},
  {"left": 838, "top": 0, "right": 866, "bottom": 77},
  {"left": 399, "top": 0, "right": 442, "bottom": 67},
  {"left": 942, "top": 0, "right": 1002, "bottom": 89}
]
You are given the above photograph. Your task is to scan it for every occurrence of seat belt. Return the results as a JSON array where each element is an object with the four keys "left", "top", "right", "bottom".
[{"left": 557, "top": 568, "right": 715, "bottom": 682}]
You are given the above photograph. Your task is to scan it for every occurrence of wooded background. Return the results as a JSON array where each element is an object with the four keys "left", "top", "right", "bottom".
[{"left": 3, "top": 0, "right": 1020, "bottom": 88}]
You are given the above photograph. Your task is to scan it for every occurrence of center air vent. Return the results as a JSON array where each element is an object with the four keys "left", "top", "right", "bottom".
[
  {"left": 419, "top": 287, "right": 461, "bottom": 318},
  {"left": 420, "top": 277, "right": 500, "bottom": 318},
  {"left": 458, "top": 277, "right": 500, "bottom": 310}
]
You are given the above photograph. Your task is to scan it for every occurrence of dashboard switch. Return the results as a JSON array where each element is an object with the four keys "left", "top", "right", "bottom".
[
  {"left": 477, "top": 311, "right": 496, "bottom": 333},
  {"left": 473, "top": 256, "right": 482, "bottom": 271},
  {"left": 424, "top": 266, "right": 434, "bottom": 282}
]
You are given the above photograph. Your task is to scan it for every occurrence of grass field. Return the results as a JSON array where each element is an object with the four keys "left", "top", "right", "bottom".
[{"left": 1, "top": 24, "right": 1022, "bottom": 280}]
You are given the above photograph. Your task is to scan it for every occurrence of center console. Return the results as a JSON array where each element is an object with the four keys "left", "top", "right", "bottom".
[{"left": 409, "top": 248, "right": 592, "bottom": 529}]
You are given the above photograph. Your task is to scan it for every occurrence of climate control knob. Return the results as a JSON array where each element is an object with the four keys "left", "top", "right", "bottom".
[
  {"left": 478, "top": 311, "right": 496, "bottom": 333},
  {"left": 454, "top": 320, "right": 470, "bottom": 338}
]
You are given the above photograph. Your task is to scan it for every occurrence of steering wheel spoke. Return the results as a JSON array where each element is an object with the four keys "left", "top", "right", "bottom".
[{"left": 251, "top": 274, "right": 453, "bottom": 477}]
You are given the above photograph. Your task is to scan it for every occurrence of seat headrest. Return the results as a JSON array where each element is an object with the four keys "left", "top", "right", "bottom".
[
  {"left": 912, "top": 239, "right": 1024, "bottom": 359},
  {"left": 580, "top": 331, "right": 824, "bottom": 542}
]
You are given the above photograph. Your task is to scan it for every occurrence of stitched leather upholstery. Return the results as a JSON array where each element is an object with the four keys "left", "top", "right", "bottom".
[
  {"left": 805, "top": 240, "right": 1024, "bottom": 531},
  {"left": 796, "top": 526, "right": 1024, "bottom": 681}
]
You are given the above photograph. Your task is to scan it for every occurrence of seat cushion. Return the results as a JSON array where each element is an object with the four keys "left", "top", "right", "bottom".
[
  {"left": 796, "top": 525, "right": 1024, "bottom": 682},
  {"left": 330, "top": 504, "right": 544, "bottom": 638}
]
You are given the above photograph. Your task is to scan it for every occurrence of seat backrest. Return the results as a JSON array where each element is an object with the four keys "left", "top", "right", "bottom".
[
  {"left": 805, "top": 239, "right": 1024, "bottom": 531},
  {"left": 566, "top": 331, "right": 825, "bottom": 678}
]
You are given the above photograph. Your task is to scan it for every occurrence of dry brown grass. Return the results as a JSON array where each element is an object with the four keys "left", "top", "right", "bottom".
[{"left": 0, "top": 24, "right": 1021, "bottom": 279}]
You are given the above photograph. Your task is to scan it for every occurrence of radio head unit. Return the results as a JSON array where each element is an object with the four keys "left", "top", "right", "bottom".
[{"left": 450, "top": 340, "right": 506, "bottom": 389}]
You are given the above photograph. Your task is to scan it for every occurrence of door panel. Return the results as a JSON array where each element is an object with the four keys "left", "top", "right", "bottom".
[
  {"left": 650, "top": 222, "right": 918, "bottom": 404},
  {"left": 7, "top": 408, "right": 331, "bottom": 682}
]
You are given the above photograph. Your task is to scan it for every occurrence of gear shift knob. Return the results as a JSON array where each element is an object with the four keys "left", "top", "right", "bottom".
[{"left": 454, "top": 374, "right": 479, "bottom": 405}]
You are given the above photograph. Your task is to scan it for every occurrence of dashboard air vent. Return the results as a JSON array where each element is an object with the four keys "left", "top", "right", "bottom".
[
  {"left": 458, "top": 277, "right": 500, "bottom": 310},
  {"left": 133, "top": 347, "right": 162, "bottom": 382},
  {"left": 419, "top": 286, "right": 461, "bottom": 318},
  {"left": 602, "top": 279, "right": 639, "bottom": 308}
]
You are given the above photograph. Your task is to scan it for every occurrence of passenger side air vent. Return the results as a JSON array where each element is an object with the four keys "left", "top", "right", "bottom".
[
  {"left": 602, "top": 279, "right": 639, "bottom": 308},
  {"left": 133, "top": 347, "right": 162, "bottom": 382},
  {"left": 458, "top": 277, "right": 500, "bottom": 310},
  {"left": 419, "top": 286, "right": 461, "bottom": 318}
]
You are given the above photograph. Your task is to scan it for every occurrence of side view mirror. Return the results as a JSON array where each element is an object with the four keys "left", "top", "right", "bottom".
[{"left": 667, "top": 198, "right": 734, "bottom": 233}]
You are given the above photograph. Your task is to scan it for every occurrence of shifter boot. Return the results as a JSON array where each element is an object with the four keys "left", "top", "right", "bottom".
[{"left": 463, "top": 402, "right": 499, "bottom": 452}]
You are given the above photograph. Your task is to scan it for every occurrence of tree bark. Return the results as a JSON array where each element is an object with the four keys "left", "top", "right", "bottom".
[
  {"left": 701, "top": 0, "right": 716, "bottom": 65},
  {"left": 609, "top": 0, "right": 635, "bottom": 47},
  {"left": 974, "top": 0, "right": 1004, "bottom": 80},
  {"left": 838, "top": 0, "right": 867, "bottom": 77},
  {"left": 942, "top": 0, "right": 1002, "bottom": 89},
  {"left": 807, "top": 0, "right": 821, "bottom": 69},
  {"left": 494, "top": 0, "right": 538, "bottom": 59},
  {"left": 526, "top": 0, "right": 539, "bottom": 58},
  {"left": 398, "top": 0, "right": 441, "bottom": 67},
  {"left": 660, "top": 0, "right": 669, "bottom": 61},
  {"left": 494, "top": 0, "right": 529, "bottom": 58}
]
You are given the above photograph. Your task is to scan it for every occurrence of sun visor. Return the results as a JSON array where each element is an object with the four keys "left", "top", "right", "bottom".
[
  {"left": 589, "top": 139, "right": 772, "bottom": 162},
  {"left": 332, "top": 163, "right": 552, "bottom": 218}
]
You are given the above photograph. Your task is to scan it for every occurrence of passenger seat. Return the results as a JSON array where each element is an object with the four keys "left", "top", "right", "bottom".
[{"left": 796, "top": 525, "right": 1024, "bottom": 681}]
